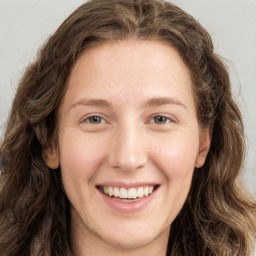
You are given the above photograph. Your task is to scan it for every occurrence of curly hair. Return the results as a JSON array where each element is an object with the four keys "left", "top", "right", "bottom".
[{"left": 0, "top": 0, "right": 255, "bottom": 255}]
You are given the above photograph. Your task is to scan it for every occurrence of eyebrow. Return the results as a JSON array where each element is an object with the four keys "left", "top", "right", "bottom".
[
  {"left": 69, "top": 98, "right": 112, "bottom": 110},
  {"left": 144, "top": 97, "right": 187, "bottom": 110},
  {"left": 69, "top": 96, "right": 187, "bottom": 111}
]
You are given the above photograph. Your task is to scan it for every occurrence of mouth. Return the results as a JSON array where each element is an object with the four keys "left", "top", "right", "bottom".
[{"left": 97, "top": 185, "right": 159, "bottom": 202}]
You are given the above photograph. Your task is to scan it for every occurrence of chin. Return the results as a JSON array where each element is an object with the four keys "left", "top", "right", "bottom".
[
  {"left": 100, "top": 232, "right": 155, "bottom": 251},
  {"left": 93, "top": 219, "right": 169, "bottom": 252}
]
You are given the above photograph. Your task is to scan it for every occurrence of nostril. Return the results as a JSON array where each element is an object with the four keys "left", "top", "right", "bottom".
[{"left": 109, "top": 157, "right": 147, "bottom": 172}]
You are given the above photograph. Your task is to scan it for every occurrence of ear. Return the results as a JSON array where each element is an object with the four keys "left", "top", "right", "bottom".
[
  {"left": 195, "top": 128, "right": 211, "bottom": 168},
  {"left": 44, "top": 143, "right": 60, "bottom": 169}
]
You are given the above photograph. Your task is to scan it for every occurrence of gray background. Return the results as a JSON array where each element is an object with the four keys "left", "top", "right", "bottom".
[{"left": 0, "top": 0, "right": 255, "bottom": 194}]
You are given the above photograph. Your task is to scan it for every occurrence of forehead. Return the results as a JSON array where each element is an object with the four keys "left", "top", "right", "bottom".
[{"left": 63, "top": 39, "right": 194, "bottom": 109}]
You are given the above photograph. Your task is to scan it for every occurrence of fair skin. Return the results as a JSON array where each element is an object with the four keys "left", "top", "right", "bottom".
[{"left": 45, "top": 39, "right": 211, "bottom": 256}]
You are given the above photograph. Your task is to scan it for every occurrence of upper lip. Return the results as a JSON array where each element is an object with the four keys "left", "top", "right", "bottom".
[{"left": 96, "top": 182, "right": 159, "bottom": 189}]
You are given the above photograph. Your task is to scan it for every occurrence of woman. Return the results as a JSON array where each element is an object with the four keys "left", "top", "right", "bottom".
[{"left": 0, "top": 0, "right": 255, "bottom": 255}]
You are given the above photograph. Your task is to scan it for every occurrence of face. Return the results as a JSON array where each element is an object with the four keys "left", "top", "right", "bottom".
[{"left": 46, "top": 40, "right": 210, "bottom": 253}]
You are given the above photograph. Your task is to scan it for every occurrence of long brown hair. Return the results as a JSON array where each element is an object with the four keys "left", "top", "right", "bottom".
[{"left": 0, "top": 0, "right": 255, "bottom": 255}]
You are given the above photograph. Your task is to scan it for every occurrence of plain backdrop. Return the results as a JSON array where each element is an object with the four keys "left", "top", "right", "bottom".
[{"left": 0, "top": 0, "right": 255, "bottom": 194}]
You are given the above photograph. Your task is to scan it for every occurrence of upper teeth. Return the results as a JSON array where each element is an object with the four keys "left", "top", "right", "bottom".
[{"left": 102, "top": 186, "right": 154, "bottom": 199}]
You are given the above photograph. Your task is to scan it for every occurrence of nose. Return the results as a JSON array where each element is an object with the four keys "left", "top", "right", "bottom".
[{"left": 108, "top": 124, "right": 147, "bottom": 172}]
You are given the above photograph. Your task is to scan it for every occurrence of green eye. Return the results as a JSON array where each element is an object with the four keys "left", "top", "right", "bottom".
[
  {"left": 153, "top": 116, "right": 171, "bottom": 124},
  {"left": 86, "top": 116, "right": 104, "bottom": 124}
]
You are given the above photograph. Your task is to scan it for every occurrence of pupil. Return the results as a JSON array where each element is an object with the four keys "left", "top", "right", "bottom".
[
  {"left": 90, "top": 116, "right": 101, "bottom": 123},
  {"left": 154, "top": 116, "right": 166, "bottom": 124}
]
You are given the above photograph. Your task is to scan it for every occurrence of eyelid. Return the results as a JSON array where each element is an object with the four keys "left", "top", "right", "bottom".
[
  {"left": 80, "top": 113, "right": 107, "bottom": 124},
  {"left": 148, "top": 114, "right": 177, "bottom": 124},
  {"left": 79, "top": 113, "right": 177, "bottom": 125}
]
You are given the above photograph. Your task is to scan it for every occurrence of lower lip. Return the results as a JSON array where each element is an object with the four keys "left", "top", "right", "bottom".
[{"left": 98, "top": 188, "right": 158, "bottom": 213}]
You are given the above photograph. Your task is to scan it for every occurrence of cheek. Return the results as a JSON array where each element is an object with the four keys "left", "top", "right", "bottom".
[
  {"left": 59, "top": 131, "right": 108, "bottom": 184},
  {"left": 144, "top": 133, "right": 199, "bottom": 224},
  {"left": 149, "top": 133, "right": 199, "bottom": 181}
]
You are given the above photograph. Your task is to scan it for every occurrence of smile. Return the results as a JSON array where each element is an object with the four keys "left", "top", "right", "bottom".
[
  {"left": 99, "top": 185, "right": 155, "bottom": 200},
  {"left": 96, "top": 184, "right": 159, "bottom": 213}
]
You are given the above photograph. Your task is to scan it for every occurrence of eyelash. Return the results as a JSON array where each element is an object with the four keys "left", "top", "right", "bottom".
[
  {"left": 81, "top": 114, "right": 175, "bottom": 125},
  {"left": 149, "top": 115, "right": 173, "bottom": 124},
  {"left": 82, "top": 115, "right": 106, "bottom": 124}
]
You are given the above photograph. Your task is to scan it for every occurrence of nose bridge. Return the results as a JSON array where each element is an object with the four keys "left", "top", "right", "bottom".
[{"left": 109, "top": 120, "right": 147, "bottom": 171}]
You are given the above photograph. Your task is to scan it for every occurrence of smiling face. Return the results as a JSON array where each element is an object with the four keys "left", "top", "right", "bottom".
[{"left": 45, "top": 40, "right": 210, "bottom": 255}]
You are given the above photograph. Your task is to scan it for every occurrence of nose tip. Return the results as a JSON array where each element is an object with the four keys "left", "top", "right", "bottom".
[
  {"left": 110, "top": 153, "right": 147, "bottom": 172},
  {"left": 108, "top": 129, "right": 147, "bottom": 172}
]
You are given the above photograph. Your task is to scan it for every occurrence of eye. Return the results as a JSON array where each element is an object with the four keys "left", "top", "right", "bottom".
[
  {"left": 151, "top": 115, "right": 172, "bottom": 124},
  {"left": 83, "top": 115, "right": 105, "bottom": 124}
]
